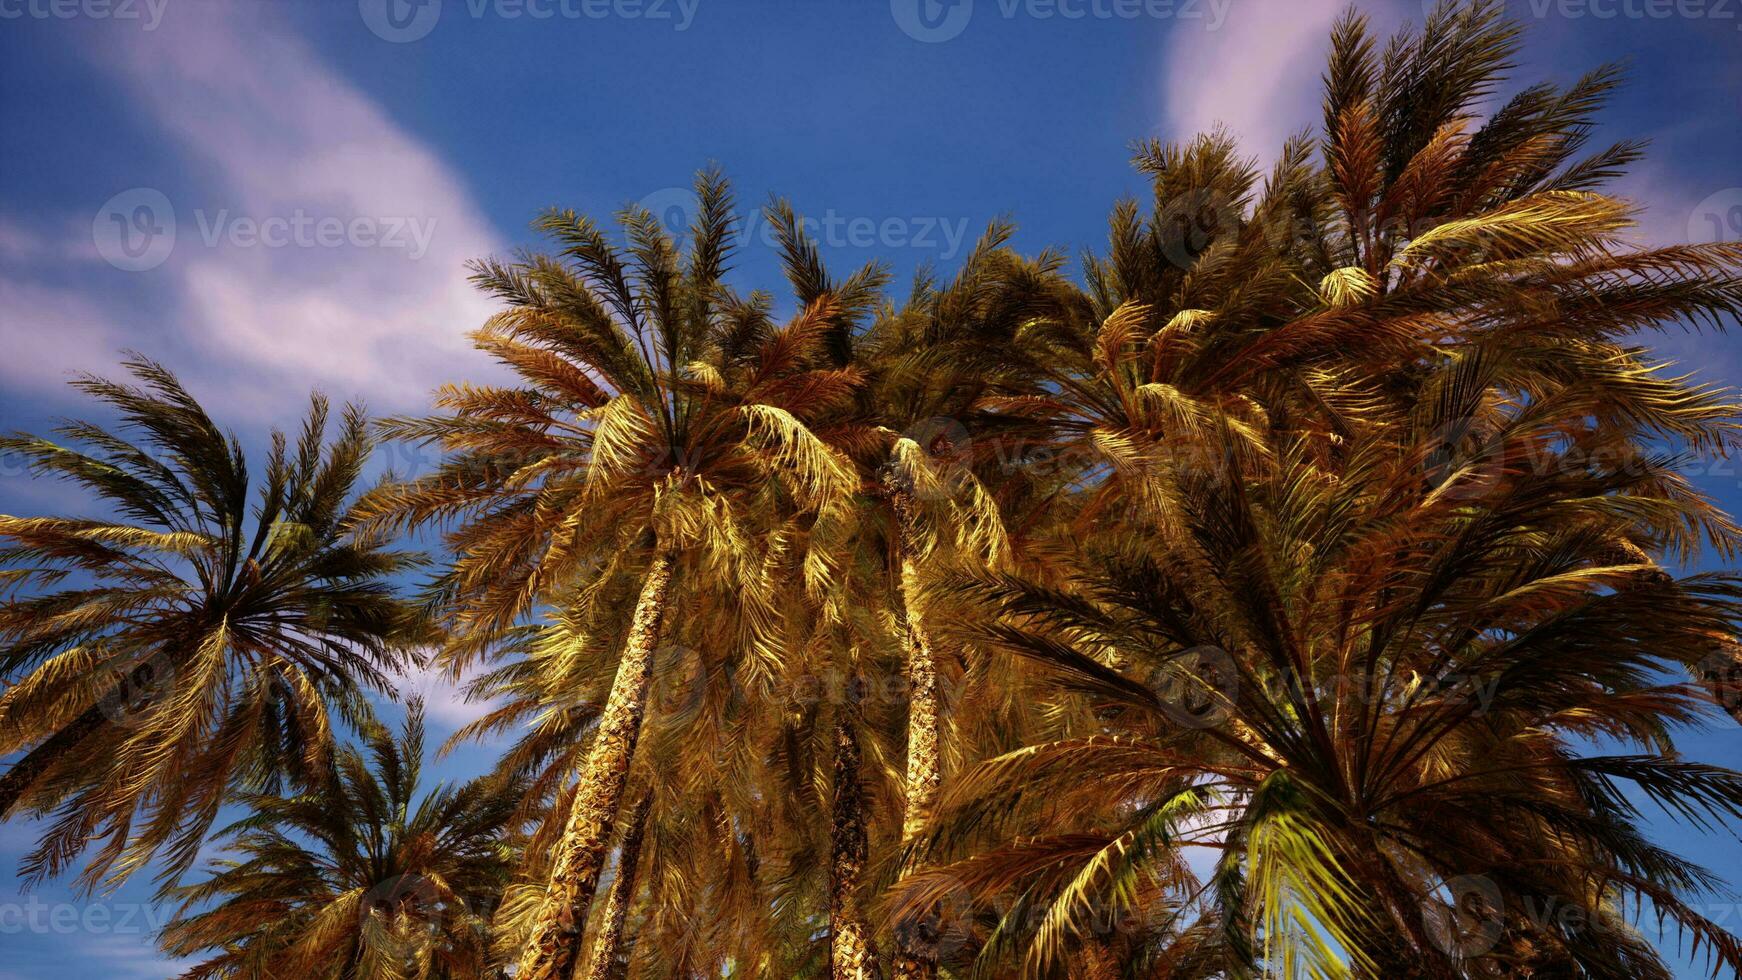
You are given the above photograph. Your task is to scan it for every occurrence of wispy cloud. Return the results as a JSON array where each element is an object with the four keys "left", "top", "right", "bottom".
[
  {"left": 0, "top": 278, "right": 132, "bottom": 395},
  {"left": 389, "top": 658, "right": 505, "bottom": 737},
  {"left": 70, "top": 932, "right": 197, "bottom": 980},
  {"left": 0, "top": 4, "right": 505, "bottom": 418},
  {"left": 1160, "top": 0, "right": 1378, "bottom": 164}
]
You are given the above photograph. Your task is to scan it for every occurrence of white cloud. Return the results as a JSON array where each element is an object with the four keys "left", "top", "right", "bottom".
[
  {"left": 0, "top": 278, "right": 131, "bottom": 393},
  {"left": 1160, "top": 1, "right": 1416, "bottom": 167},
  {"left": 0, "top": 217, "right": 51, "bottom": 262},
  {"left": 66, "top": 932, "right": 197, "bottom": 980},
  {"left": 1162, "top": 0, "right": 1346, "bottom": 163},
  {"left": 390, "top": 659, "right": 504, "bottom": 735},
  {"left": 0, "top": 4, "right": 506, "bottom": 419}
]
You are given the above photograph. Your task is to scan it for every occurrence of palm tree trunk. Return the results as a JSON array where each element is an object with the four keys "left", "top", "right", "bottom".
[
  {"left": 579, "top": 789, "right": 652, "bottom": 980},
  {"left": 889, "top": 486, "right": 939, "bottom": 980},
  {"left": 895, "top": 576, "right": 941, "bottom": 841},
  {"left": 517, "top": 550, "right": 676, "bottom": 980},
  {"left": 0, "top": 703, "right": 106, "bottom": 818},
  {"left": 830, "top": 717, "right": 877, "bottom": 980}
]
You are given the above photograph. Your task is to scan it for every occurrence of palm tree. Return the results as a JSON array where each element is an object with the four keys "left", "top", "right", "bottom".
[
  {"left": 360, "top": 170, "right": 881, "bottom": 979},
  {"left": 1304, "top": 1, "right": 1742, "bottom": 715},
  {"left": 452, "top": 578, "right": 807, "bottom": 977},
  {"left": 815, "top": 225, "right": 1084, "bottom": 979},
  {"left": 578, "top": 789, "right": 651, "bottom": 980},
  {"left": 158, "top": 700, "right": 521, "bottom": 979},
  {"left": 991, "top": 2, "right": 1742, "bottom": 567},
  {"left": 884, "top": 8, "right": 1742, "bottom": 970},
  {"left": 829, "top": 713, "right": 880, "bottom": 980},
  {"left": 0, "top": 356, "right": 426, "bottom": 890},
  {"left": 897, "top": 382, "right": 1742, "bottom": 976}
]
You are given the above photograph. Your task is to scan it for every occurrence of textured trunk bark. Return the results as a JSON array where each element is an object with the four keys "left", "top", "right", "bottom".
[
  {"left": 830, "top": 717, "right": 877, "bottom": 980},
  {"left": 888, "top": 485, "right": 940, "bottom": 980},
  {"left": 579, "top": 790, "right": 652, "bottom": 980},
  {"left": 0, "top": 703, "right": 106, "bottom": 818},
  {"left": 518, "top": 551, "right": 676, "bottom": 980}
]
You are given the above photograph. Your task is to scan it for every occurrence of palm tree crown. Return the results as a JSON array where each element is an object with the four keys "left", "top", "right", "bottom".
[
  {"left": 159, "top": 700, "right": 521, "bottom": 979},
  {"left": 0, "top": 356, "right": 426, "bottom": 891}
]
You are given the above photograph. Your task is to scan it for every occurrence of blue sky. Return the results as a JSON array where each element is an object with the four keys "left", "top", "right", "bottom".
[{"left": 1, "top": 0, "right": 1740, "bottom": 976}]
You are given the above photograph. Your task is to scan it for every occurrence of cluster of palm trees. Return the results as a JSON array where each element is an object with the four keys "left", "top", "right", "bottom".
[{"left": 6, "top": 3, "right": 1742, "bottom": 976}]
